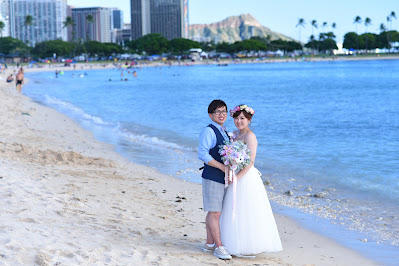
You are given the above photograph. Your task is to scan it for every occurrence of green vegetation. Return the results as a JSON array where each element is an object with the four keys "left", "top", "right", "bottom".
[
  {"left": 200, "top": 37, "right": 301, "bottom": 54},
  {"left": 343, "top": 31, "right": 399, "bottom": 50},
  {"left": 125, "top": 33, "right": 170, "bottom": 55},
  {"left": 0, "top": 37, "right": 30, "bottom": 55}
]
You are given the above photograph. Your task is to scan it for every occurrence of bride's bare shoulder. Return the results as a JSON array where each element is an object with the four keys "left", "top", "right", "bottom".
[{"left": 246, "top": 131, "right": 257, "bottom": 143}]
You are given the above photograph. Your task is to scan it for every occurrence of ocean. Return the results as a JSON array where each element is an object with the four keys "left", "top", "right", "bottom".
[{"left": 25, "top": 59, "right": 399, "bottom": 265}]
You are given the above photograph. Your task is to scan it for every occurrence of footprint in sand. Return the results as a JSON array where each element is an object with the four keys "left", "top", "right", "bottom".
[
  {"left": 19, "top": 217, "right": 36, "bottom": 223},
  {"left": 35, "top": 251, "right": 51, "bottom": 266},
  {"left": 145, "top": 228, "right": 159, "bottom": 236}
]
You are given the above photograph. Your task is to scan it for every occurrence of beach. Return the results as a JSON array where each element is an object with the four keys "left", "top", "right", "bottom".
[{"left": 0, "top": 64, "right": 384, "bottom": 265}]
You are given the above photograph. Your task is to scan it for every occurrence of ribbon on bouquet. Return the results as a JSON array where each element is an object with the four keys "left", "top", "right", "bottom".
[{"left": 224, "top": 165, "right": 237, "bottom": 221}]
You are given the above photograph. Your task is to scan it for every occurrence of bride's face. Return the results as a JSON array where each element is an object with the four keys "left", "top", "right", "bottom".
[{"left": 234, "top": 112, "right": 250, "bottom": 131}]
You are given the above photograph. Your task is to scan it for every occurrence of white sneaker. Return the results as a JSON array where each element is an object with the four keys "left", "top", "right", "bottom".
[{"left": 213, "top": 246, "right": 232, "bottom": 260}]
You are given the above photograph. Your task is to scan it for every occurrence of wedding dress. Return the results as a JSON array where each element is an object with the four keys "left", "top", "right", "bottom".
[{"left": 220, "top": 166, "right": 283, "bottom": 256}]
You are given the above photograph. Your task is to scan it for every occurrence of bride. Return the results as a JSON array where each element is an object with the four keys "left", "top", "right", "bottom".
[{"left": 220, "top": 104, "right": 283, "bottom": 256}]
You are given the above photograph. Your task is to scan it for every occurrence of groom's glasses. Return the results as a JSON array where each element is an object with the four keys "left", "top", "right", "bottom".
[{"left": 213, "top": 111, "right": 228, "bottom": 115}]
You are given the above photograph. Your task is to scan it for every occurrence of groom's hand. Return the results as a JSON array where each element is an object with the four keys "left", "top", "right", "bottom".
[{"left": 207, "top": 159, "right": 226, "bottom": 173}]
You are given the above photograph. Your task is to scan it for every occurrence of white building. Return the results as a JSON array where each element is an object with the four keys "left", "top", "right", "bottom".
[
  {"left": 0, "top": 0, "right": 13, "bottom": 37},
  {"left": 115, "top": 23, "right": 131, "bottom": 44},
  {"left": 12, "top": 0, "right": 68, "bottom": 46}
]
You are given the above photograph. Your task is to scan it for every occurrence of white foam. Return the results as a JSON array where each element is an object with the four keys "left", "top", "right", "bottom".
[
  {"left": 43, "top": 95, "right": 109, "bottom": 126},
  {"left": 118, "top": 128, "right": 193, "bottom": 152}
]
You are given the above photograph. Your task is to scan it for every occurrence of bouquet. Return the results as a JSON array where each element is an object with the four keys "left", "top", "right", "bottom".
[{"left": 219, "top": 139, "right": 252, "bottom": 185}]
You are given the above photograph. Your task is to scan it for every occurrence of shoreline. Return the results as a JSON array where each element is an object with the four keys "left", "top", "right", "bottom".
[
  {"left": 8, "top": 53, "right": 399, "bottom": 73},
  {"left": 0, "top": 68, "right": 382, "bottom": 265}
]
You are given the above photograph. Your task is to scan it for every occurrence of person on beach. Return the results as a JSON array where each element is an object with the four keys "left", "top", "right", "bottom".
[
  {"left": 198, "top": 99, "right": 232, "bottom": 260},
  {"left": 6, "top": 74, "right": 14, "bottom": 83},
  {"left": 16, "top": 69, "right": 24, "bottom": 93},
  {"left": 220, "top": 104, "right": 283, "bottom": 256}
]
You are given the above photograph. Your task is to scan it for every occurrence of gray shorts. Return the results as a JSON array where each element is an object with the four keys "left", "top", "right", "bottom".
[{"left": 202, "top": 178, "right": 226, "bottom": 212}]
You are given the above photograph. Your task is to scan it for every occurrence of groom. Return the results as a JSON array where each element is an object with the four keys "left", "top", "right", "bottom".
[{"left": 198, "top": 99, "right": 232, "bottom": 260}]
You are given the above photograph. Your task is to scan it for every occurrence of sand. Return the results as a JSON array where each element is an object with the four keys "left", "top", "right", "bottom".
[{"left": 0, "top": 66, "right": 381, "bottom": 265}]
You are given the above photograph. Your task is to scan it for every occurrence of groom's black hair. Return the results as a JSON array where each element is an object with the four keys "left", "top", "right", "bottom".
[{"left": 208, "top": 99, "right": 227, "bottom": 114}]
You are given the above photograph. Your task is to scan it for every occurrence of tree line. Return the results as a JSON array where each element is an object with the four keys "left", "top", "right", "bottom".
[
  {"left": 297, "top": 11, "right": 398, "bottom": 52},
  {"left": 0, "top": 34, "right": 304, "bottom": 59}
]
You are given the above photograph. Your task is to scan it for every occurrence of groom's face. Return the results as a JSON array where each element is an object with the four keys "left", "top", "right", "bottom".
[{"left": 209, "top": 106, "right": 228, "bottom": 126}]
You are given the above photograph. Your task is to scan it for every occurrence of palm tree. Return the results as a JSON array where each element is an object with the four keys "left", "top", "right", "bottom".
[
  {"left": 24, "top": 15, "right": 34, "bottom": 45},
  {"left": 86, "top": 14, "right": 94, "bottom": 41},
  {"left": 364, "top": 17, "right": 371, "bottom": 31},
  {"left": 380, "top": 23, "right": 389, "bottom": 49},
  {"left": 63, "top": 16, "right": 74, "bottom": 40},
  {"left": 380, "top": 23, "right": 387, "bottom": 33},
  {"left": 386, "top": 16, "right": 391, "bottom": 48},
  {"left": 310, "top": 20, "right": 318, "bottom": 54},
  {"left": 0, "top": 21, "right": 4, "bottom": 37},
  {"left": 322, "top": 22, "right": 328, "bottom": 33},
  {"left": 311, "top": 20, "right": 318, "bottom": 36},
  {"left": 63, "top": 16, "right": 74, "bottom": 31},
  {"left": 387, "top": 12, "right": 396, "bottom": 50},
  {"left": 296, "top": 18, "right": 305, "bottom": 44},
  {"left": 331, "top": 22, "right": 337, "bottom": 38},
  {"left": 364, "top": 17, "right": 371, "bottom": 51},
  {"left": 390, "top": 11, "right": 396, "bottom": 30},
  {"left": 353, "top": 16, "right": 362, "bottom": 51}
]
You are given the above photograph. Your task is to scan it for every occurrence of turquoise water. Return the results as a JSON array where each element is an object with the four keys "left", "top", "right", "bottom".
[{"left": 25, "top": 60, "right": 399, "bottom": 264}]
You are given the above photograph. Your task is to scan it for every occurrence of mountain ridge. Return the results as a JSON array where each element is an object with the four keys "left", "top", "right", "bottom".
[{"left": 189, "top": 14, "right": 295, "bottom": 43}]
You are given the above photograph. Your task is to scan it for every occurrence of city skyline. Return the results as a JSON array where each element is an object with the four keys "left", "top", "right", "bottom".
[
  {"left": 68, "top": 0, "right": 398, "bottom": 44},
  {"left": 130, "top": 0, "right": 188, "bottom": 40}
]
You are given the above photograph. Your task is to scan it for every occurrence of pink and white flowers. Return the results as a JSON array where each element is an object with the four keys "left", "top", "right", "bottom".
[
  {"left": 229, "top": 104, "right": 255, "bottom": 117},
  {"left": 219, "top": 139, "right": 252, "bottom": 175}
]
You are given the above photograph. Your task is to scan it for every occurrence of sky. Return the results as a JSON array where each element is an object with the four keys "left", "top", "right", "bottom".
[{"left": 68, "top": 0, "right": 398, "bottom": 43}]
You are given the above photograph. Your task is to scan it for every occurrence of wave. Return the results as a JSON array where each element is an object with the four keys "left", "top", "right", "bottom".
[
  {"left": 40, "top": 95, "right": 195, "bottom": 153},
  {"left": 118, "top": 128, "right": 195, "bottom": 152},
  {"left": 43, "top": 95, "right": 110, "bottom": 126}
]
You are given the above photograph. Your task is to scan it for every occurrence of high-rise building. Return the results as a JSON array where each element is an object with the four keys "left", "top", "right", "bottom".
[
  {"left": 12, "top": 0, "right": 68, "bottom": 46},
  {"left": 130, "top": 0, "right": 188, "bottom": 40},
  {"left": 0, "top": 0, "right": 13, "bottom": 37},
  {"left": 112, "top": 9, "right": 123, "bottom": 29},
  {"left": 71, "top": 7, "right": 112, "bottom": 43},
  {"left": 116, "top": 23, "right": 131, "bottom": 44}
]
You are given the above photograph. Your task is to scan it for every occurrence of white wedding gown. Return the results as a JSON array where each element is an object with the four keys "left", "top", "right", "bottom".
[{"left": 220, "top": 167, "right": 283, "bottom": 256}]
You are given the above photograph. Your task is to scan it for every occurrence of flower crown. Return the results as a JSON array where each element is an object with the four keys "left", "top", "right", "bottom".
[{"left": 230, "top": 104, "right": 255, "bottom": 117}]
